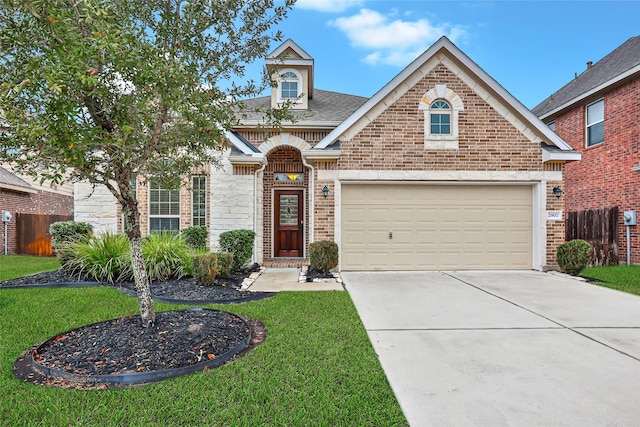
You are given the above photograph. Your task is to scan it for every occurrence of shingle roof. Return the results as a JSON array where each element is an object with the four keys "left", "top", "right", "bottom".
[
  {"left": 532, "top": 36, "right": 640, "bottom": 118},
  {"left": 237, "top": 89, "right": 368, "bottom": 127},
  {"left": 0, "top": 165, "right": 36, "bottom": 193}
]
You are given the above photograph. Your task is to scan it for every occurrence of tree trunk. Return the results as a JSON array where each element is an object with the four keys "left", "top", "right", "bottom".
[{"left": 122, "top": 200, "right": 155, "bottom": 326}]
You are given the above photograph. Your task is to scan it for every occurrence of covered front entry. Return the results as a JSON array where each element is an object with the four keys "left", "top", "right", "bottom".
[
  {"left": 341, "top": 183, "right": 533, "bottom": 270},
  {"left": 274, "top": 190, "right": 304, "bottom": 257}
]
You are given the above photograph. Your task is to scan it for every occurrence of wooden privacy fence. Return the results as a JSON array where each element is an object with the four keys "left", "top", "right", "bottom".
[
  {"left": 566, "top": 207, "right": 619, "bottom": 266},
  {"left": 16, "top": 213, "right": 73, "bottom": 257}
]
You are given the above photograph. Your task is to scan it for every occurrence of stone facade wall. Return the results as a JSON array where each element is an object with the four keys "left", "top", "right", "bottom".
[
  {"left": 551, "top": 77, "right": 640, "bottom": 263},
  {"left": 1, "top": 188, "right": 73, "bottom": 254},
  {"left": 210, "top": 154, "right": 255, "bottom": 252},
  {"left": 74, "top": 182, "right": 118, "bottom": 235}
]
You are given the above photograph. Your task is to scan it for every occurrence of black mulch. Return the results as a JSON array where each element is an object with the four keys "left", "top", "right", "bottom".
[
  {"left": 0, "top": 269, "right": 274, "bottom": 304},
  {"left": 3, "top": 269, "right": 271, "bottom": 389},
  {"left": 14, "top": 310, "right": 266, "bottom": 389}
]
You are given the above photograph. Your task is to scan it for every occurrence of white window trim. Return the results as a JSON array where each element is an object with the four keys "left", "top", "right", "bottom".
[
  {"left": 276, "top": 68, "right": 303, "bottom": 104},
  {"left": 148, "top": 183, "right": 181, "bottom": 232},
  {"left": 585, "top": 98, "right": 604, "bottom": 147},
  {"left": 419, "top": 84, "right": 464, "bottom": 150}
]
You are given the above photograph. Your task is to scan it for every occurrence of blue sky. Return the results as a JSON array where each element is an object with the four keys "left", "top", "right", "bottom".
[{"left": 251, "top": 0, "right": 640, "bottom": 109}]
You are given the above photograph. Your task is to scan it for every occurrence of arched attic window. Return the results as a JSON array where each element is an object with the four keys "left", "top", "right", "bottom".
[
  {"left": 277, "top": 69, "right": 302, "bottom": 103},
  {"left": 419, "top": 84, "right": 464, "bottom": 150}
]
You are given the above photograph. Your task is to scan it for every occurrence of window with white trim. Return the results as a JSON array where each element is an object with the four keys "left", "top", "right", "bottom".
[
  {"left": 191, "top": 176, "right": 206, "bottom": 227},
  {"left": 419, "top": 84, "right": 464, "bottom": 150},
  {"left": 586, "top": 99, "right": 604, "bottom": 147},
  {"left": 277, "top": 69, "right": 302, "bottom": 103},
  {"left": 149, "top": 181, "right": 180, "bottom": 232}
]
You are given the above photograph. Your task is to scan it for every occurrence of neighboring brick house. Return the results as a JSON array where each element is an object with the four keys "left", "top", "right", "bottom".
[
  {"left": 76, "top": 37, "right": 579, "bottom": 270},
  {"left": 533, "top": 36, "right": 640, "bottom": 264},
  {"left": 0, "top": 165, "right": 74, "bottom": 255}
]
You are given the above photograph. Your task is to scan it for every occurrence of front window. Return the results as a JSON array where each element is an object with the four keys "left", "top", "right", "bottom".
[
  {"left": 430, "top": 100, "right": 451, "bottom": 135},
  {"left": 149, "top": 181, "right": 180, "bottom": 232},
  {"left": 278, "top": 70, "right": 301, "bottom": 102},
  {"left": 191, "top": 176, "right": 206, "bottom": 227},
  {"left": 586, "top": 99, "right": 604, "bottom": 147}
]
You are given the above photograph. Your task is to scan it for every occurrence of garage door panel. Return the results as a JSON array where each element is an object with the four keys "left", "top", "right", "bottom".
[{"left": 341, "top": 184, "right": 533, "bottom": 270}]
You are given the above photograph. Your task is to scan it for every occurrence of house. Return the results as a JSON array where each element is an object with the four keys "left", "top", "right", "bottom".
[
  {"left": 533, "top": 36, "right": 640, "bottom": 264},
  {"left": 75, "top": 37, "right": 579, "bottom": 271},
  {"left": 0, "top": 164, "right": 74, "bottom": 255}
]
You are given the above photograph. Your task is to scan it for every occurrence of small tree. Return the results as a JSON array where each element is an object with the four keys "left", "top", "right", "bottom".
[{"left": 0, "top": 0, "right": 294, "bottom": 325}]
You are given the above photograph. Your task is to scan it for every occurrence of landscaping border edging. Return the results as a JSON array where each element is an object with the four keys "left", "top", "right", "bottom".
[{"left": 14, "top": 308, "right": 251, "bottom": 388}]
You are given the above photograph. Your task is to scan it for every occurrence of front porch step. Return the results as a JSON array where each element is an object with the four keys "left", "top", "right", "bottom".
[{"left": 262, "top": 258, "right": 308, "bottom": 268}]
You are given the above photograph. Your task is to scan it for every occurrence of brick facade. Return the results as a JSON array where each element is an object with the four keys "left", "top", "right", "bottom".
[
  {"left": 551, "top": 77, "right": 640, "bottom": 263},
  {"left": 339, "top": 65, "right": 542, "bottom": 172},
  {"left": 0, "top": 188, "right": 73, "bottom": 254}
]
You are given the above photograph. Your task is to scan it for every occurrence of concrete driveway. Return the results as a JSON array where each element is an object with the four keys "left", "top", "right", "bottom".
[{"left": 342, "top": 271, "right": 640, "bottom": 427}]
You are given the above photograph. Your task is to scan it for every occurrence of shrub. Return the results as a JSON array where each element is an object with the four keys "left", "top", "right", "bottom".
[
  {"left": 50, "top": 221, "right": 94, "bottom": 249},
  {"left": 309, "top": 240, "right": 339, "bottom": 274},
  {"left": 191, "top": 253, "right": 218, "bottom": 286},
  {"left": 214, "top": 252, "right": 234, "bottom": 278},
  {"left": 142, "top": 232, "right": 191, "bottom": 281},
  {"left": 50, "top": 221, "right": 93, "bottom": 269},
  {"left": 181, "top": 226, "right": 208, "bottom": 251},
  {"left": 557, "top": 239, "right": 592, "bottom": 275},
  {"left": 66, "top": 232, "right": 132, "bottom": 283},
  {"left": 219, "top": 229, "right": 255, "bottom": 272}
]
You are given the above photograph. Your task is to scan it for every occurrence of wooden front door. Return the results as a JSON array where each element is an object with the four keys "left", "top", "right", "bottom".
[{"left": 274, "top": 190, "right": 304, "bottom": 257}]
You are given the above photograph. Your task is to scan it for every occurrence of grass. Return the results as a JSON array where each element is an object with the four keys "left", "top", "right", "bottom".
[
  {"left": 580, "top": 265, "right": 640, "bottom": 296},
  {"left": 0, "top": 256, "right": 407, "bottom": 426},
  {"left": 0, "top": 255, "right": 60, "bottom": 281}
]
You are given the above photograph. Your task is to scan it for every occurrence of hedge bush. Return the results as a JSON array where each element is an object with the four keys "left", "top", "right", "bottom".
[
  {"left": 181, "top": 226, "right": 208, "bottom": 251},
  {"left": 219, "top": 229, "right": 255, "bottom": 272},
  {"left": 557, "top": 239, "right": 592, "bottom": 275},
  {"left": 309, "top": 240, "right": 339, "bottom": 274},
  {"left": 191, "top": 253, "right": 218, "bottom": 286},
  {"left": 50, "top": 221, "right": 93, "bottom": 269},
  {"left": 214, "top": 252, "right": 234, "bottom": 278}
]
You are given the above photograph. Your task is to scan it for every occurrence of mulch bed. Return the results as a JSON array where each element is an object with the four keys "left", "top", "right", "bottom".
[
  {"left": 0, "top": 269, "right": 274, "bottom": 304},
  {"left": 3, "top": 269, "right": 271, "bottom": 389}
]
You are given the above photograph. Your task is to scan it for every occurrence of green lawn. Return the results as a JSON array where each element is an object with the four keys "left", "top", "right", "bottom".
[
  {"left": 0, "top": 256, "right": 407, "bottom": 426},
  {"left": 0, "top": 255, "right": 60, "bottom": 281},
  {"left": 580, "top": 265, "right": 640, "bottom": 296}
]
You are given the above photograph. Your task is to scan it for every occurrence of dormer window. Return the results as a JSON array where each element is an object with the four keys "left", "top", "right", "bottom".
[{"left": 277, "top": 68, "right": 302, "bottom": 103}]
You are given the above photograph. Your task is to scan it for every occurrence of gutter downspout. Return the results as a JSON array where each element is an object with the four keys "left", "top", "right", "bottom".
[
  {"left": 253, "top": 162, "right": 267, "bottom": 265},
  {"left": 301, "top": 155, "right": 315, "bottom": 250}
]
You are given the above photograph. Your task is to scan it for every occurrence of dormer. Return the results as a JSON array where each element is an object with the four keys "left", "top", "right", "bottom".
[{"left": 266, "top": 39, "right": 314, "bottom": 110}]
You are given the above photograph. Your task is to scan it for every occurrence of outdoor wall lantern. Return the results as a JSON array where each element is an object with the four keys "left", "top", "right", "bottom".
[
  {"left": 552, "top": 186, "right": 563, "bottom": 198},
  {"left": 322, "top": 185, "right": 329, "bottom": 198}
]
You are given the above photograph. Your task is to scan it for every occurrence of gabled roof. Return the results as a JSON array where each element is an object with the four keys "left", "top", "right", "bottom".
[
  {"left": 0, "top": 165, "right": 37, "bottom": 194},
  {"left": 315, "top": 36, "right": 576, "bottom": 157},
  {"left": 266, "top": 38, "right": 315, "bottom": 99},
  {"left": 533, "top": 36, "right": 640, "bottom": 119}
]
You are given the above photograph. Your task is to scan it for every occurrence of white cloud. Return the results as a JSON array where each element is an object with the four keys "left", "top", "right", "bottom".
[
  {"left": 330, "top": 8, "right": 467, "bottom": 66},
  {"left": 295, "top": 0, "right": 364, "bottom": 13}
]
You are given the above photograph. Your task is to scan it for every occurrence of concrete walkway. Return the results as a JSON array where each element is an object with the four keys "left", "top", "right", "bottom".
[
  {"left": 248, "top": 268, "right": 344, "bottom": 292},
  {"left": 343, "top": 270, "right": 640, "bottom": 427}
]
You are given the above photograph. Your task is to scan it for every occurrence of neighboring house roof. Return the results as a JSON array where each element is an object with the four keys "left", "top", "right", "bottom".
[
  {"left": 0, "top": 165, "right": 37, "bottom": 194},
  {"left": 533, "top": 35, "right": 640, "bottom": 119},
  {"left": 236, "top": 89, "right": 368, "bottom": 129},
  {"left": 314, "top": 36, "right": 577, "bottom": 159}
]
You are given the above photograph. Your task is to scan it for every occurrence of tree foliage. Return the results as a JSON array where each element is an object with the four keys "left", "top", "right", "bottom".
[{"left": 0, "top": 0, "right": 294, "bottom": 324}]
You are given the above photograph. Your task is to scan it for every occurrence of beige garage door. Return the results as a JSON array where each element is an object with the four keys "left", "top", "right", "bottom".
[{"left": 341, "top": 184, "right": 532, "bottom": 270}]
